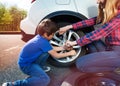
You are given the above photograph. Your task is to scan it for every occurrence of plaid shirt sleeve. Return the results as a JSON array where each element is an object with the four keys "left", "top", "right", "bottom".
[
  {"left": 72, "top": 17, "right": 97, "bottom": 30},
  {"left": 76, "top": 15, "right": 120, "bottom": 46}
]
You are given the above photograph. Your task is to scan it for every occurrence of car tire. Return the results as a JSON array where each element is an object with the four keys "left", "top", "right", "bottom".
[
  {"left": 61, "top": 72, "right": 120, "bottom": 86},
  {"left": 48, "top": 30, "right": 86, "bottom": 67}
]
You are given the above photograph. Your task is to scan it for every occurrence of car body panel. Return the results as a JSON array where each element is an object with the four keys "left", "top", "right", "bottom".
[
  {"left": 75, "top": 0, "right": 98, "bottom": 18},
  {"left": 20, "top": 0, "right": 97, "bottom": 34}
]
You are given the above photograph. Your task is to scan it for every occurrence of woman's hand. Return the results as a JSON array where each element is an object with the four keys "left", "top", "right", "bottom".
[
  {"left": 64, "top": 43, "right": 73, "bottom": 51},
  {"left": 65, "top": 40, "right": 77, "bottom": 46},
  {"left": 59, "top": 25, "right": 73, "bottom": 35}
]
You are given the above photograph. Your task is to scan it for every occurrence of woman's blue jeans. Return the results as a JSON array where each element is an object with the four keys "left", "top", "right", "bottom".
[
  {"left": 13, "top": 53, "right": 50, "bottom": 86},
  {"left": 86, "top": 40, "right": 106, "bottom": 53},
  {"left": 76, "top": 46, "right": 120, "bottom": 73}
]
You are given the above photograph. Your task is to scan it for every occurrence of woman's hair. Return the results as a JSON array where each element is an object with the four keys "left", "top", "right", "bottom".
[
  {"left": 37, "top": 19, "right": 57, "bottom": 36},
  {"left": 97, "top": 0, "right": 120, "bottom": 24}
]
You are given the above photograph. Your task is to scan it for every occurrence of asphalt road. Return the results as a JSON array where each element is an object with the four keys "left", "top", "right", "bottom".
[{"left": 0, "top": 34, "right": 79, "bottom": 86}]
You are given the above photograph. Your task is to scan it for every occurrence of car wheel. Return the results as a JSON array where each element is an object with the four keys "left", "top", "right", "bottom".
[
  {"left": 48, "top": 30, "right": 86, "bottom": 67},
  {"left": 61, "top": 72, "right": 120, "bottom": 86}
]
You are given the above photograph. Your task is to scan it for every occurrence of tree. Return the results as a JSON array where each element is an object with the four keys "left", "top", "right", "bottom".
[
  {"left": 0, "top": 3, "right": 6, "bottom": 24},
  {"left": 9, "top": 6, "right": 27, "bottom": 31},
  {"left": 1, "top": 10, "right": 12, "bottom": 24},
  {"left": 0, "top": 4, "right": 27, "bottom": 31}
]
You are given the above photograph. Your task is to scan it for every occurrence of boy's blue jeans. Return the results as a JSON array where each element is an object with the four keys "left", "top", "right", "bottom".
[{"left": 13, "top": 53, "right": 50, "bottom": 86}]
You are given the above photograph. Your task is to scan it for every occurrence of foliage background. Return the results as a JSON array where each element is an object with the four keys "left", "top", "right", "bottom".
[{"left": 0, "top": 3, "right": 27, "bottom": 32}]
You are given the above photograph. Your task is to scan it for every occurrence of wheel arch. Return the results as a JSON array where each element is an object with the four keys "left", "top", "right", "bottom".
[{"left": 38, "top": 11, "right": 94, "bottom": 33}]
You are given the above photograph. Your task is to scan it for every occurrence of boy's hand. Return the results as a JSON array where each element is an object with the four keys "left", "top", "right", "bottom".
[{"left": 69, "top": 50, "right": 76, "bottom": 56}]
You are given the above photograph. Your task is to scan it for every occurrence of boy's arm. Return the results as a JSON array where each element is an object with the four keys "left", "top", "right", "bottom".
[
  {"left": 48, "top": 49, "right": 76, "bottom": 58},
  {"left": 52, "top": 46, "right": 65, "bottom": 51},
  {"left": 52, "top": 45, "right": 73, "bottom": 51}
]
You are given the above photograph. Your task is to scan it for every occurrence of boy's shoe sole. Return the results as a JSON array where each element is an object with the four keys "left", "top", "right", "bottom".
[
  {"left": 2, "top": 82, "right": 12, "bottom": 86},
  {"left": 42, "top": 66, "right": 51, "bottom": 72}
]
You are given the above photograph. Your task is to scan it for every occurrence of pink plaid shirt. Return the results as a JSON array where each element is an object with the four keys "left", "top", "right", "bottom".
[{"left": 72, "top": 10, "right": 120, "bottom": 46}]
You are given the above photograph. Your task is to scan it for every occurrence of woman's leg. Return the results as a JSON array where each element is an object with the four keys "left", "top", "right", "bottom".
[
  {"left": 13, "top": 64, "right": 50, "bottom": 86},
  {"left": 86, "top": 40, "right": 106, "bottom": 53},
  {"left": 76, "top": 51, "right": 120, "bottom": 73},
  {"left": 86, "top": 43, "right": 98, "bottom": 53},
  {"left": 93, "top": 40, "right": 106, "bottom": 52}
]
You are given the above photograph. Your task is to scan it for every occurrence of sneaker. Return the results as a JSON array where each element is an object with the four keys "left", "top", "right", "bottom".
[
  {"left": 2, "top": 82, "right": 13, "bottom": 86},
  {"left": 42, "top": 66, "right": 51, "bottom": 72}
]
